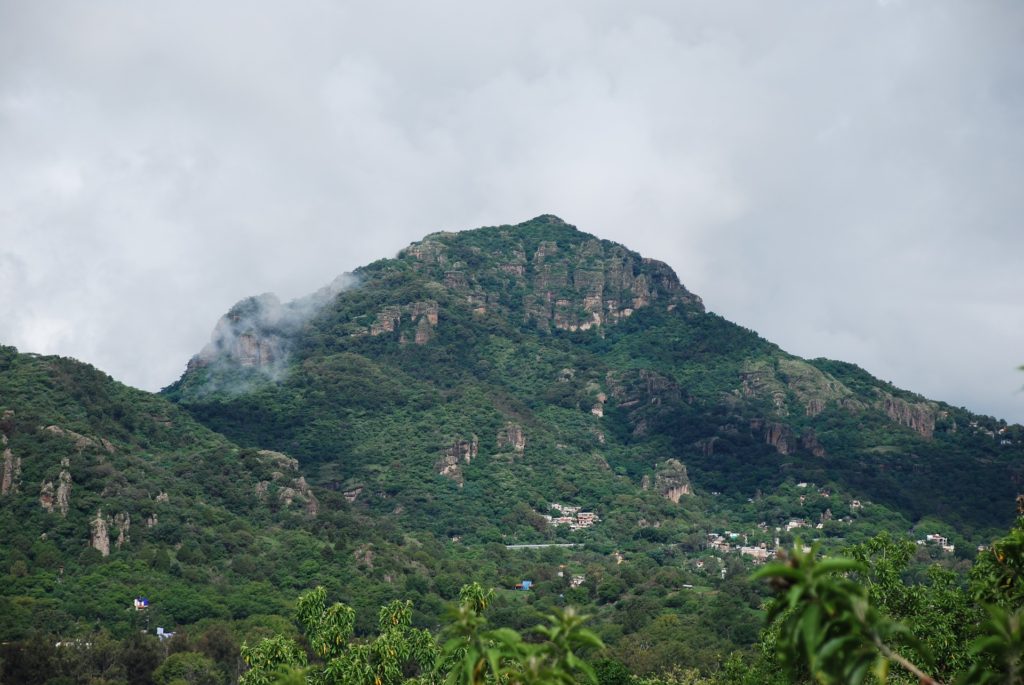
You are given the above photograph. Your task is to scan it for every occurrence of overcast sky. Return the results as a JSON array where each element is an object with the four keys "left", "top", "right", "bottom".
[{"left": 1, "top": 1, "right": 1022, "bottom": 423}]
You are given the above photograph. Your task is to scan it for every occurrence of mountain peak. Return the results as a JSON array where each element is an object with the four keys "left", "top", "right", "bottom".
[
  {"left": 527, "top": 213, "right": 569, "bottom": 225},
  {"left": 392, "top": 217, "right": 704, "bottom": 334}
]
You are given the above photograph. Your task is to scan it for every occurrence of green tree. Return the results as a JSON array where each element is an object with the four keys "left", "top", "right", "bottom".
[
  {"left": 241, "top": 586, "right": 436, "bottom": 685},
  {"left": 153, "top": 651, "right": 223, "bottom": 685},
  {"left": 439, "top": 582, "right": 603, "bottom": 685},
  {"left": 239, "top": 636, "right": 307, "bottom": 685},
  {"left": 755, "top": 510, "right": 1024, "bottom": 685}
]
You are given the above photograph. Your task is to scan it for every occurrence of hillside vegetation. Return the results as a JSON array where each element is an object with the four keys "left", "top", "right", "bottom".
[{"left": 1, "top": 216, "right": 1021, "bottom": 683}]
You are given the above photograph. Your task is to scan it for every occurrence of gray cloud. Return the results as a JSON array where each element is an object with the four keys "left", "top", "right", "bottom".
[{"left": 0, "top": 1, "right": 1021, "bottom": 421}]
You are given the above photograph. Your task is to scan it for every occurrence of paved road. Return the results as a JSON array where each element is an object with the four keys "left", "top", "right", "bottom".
[{"left": 504, "top": 543, "right": 583, "bottom": 549}]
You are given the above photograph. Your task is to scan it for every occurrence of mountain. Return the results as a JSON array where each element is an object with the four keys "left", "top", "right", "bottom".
[
  {"left": 3, "top": 215, "right": 1022, "bottom": 679},
  {"left": 164, "top": 215, "right": 1023, "bottom": 540}
]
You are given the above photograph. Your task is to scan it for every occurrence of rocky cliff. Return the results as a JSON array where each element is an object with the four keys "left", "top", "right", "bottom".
[
  {"left": 435, "top": 436, "right": 479, "bottom": 486},
  {"left": 399, "top": 216, "right": 704, "bottom": 335},
  {"left": 652, "top": 459, "right": 693, "bottom": 503}
]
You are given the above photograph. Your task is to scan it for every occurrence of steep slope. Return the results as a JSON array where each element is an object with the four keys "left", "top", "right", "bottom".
[{"left": 165, "top": 215, "right": 1024, "bottom": 540}]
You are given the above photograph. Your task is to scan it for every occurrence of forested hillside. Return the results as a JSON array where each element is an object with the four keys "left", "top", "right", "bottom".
[
  {"left": 1, "top": 216, "right": 1021, "bottom": 683},
  {"left": 168, "top": 215, "right": 1022, "bottom": 539}
]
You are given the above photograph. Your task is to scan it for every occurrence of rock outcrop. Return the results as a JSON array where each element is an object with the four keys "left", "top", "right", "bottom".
[
  {"left": 414, "top": 317, "right": 433, "bottom": 345},
  {"left": 738, "top": 362, "right": 789, "bottom": 415},
  {"left": 801, "top": 429, "right": 827, "bottom": 457},
  {"left": 752, "top": 420, "right": 797, "bottom": 455},
  {"left": 777, "top": 358, "right": 855, "bottom": 416},
  {"left": 39, "top": 481, "right": 55, "bottom": 512},
  {"left": 591, "top": 392, "right": 607, "bottom": 417},
  {"left": 114, "top": 511, "right": 130, "bottom": 549},
  {"left": 697, "top": 437, "right": 719, "bottom": 457},
  {"left": 497, "top": 424, "right": 526, "bottom": 453},
  {"left": 359, "top": 300, "right": 440, "bottom": 345},
  {"left": 653, "top": 459, "right": 692, "bottom": 503},
  {"left": 278, "top": 476, "right": 319, "bottom": 516},
  {"left": 738, "top": 358, "right": 859, "bottom": 418},
  {"left": 189, "top": 294, "right": 289, "bottom": 372},
  {"left": 57, "top": 458, "right": 73, "bottom": 515},
  {"left": 876, "top": 392, "right": 939, "bottom": 439},
  {"left": 184, "top": 275, "right": 354, "bottom": 381},
  {"left": 43, "top": 425, "right": 115, "bottom": 454},
  {"left": 257, "top": 449, "right": 299, "bottom": 471},
  {"left": 2, "top": 410, "right": 21, "bottom": 496},
  {"left": 436, "top": 436, "right": 478, "bottom": 486},
  {"left": 400, "top": 216, "right": 703, "bottom": 336},
  {"left": 253, "top": 451, "right": 318, "bottom": 515},
  {"left": 1, "top": 433, "right": 20, "bottom": 496},
  {"left": 39, "top": 457, "right": 73, "bottom": 515},
  {"left": 90, "top": 509, "right": 110, "bottom": 557}
]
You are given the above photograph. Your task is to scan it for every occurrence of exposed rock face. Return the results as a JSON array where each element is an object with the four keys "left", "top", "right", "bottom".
[
  {"left": 400, "top": 216, "right": 703, "bottom": 335},
  {"left": 752, "top": 420, "right": 797, "bottom": 455},
  {"left": 253, "top": 451, "right": 318, "bottom": 515},
  {"left": 801, "top": 429, "right": 827, "bottom": 457},
  {"left": 43, "top": 425, "right": 115, "bottom": 453},
  {"left": 777, "top": 358, "right": 855, "bottom": 416},
  {"left": 90, "top": 509, "right": 110, "bottom": 557},
  {"left": 739, "top": 359, "right": 859, "bottom": 418},
  {"left": 436, "top": 436, "right": 478, "bottom": 486},
  {"left": 155, "top": 491, "right": 170, "bottom": 503},
  {"left": 590, "top": 390, "right": 607, "bottom": 417},
  {"left": 278, "top": 476, "right": 319, "bottom": 516},
  {"left": 608, "top": 369, "right": 683, "bottom": 409},
  {"left": 738, "top": 362, "right": 789, "bottom": 414},
  {"left": 414, "top": 317, "right": 433, "bottom": 345},
  {"left": 189, "top": 293, "right": 290, "bottom": 372},
  {"left": 39, "top": 457, "right": 73, "bottom": 515},
  {"left": 146, "top": 513, "right": 158, "bottom": 528},
  {"left": 184, "top": 275, "right": 354, "bottom": 380},
  {"left": 363, "top": 300, "right": 439, "bottom": 345},
  {"left": 527, "top": 242, "right": 699, "bottom": 332},
  {"left": 258, "top": 449, "right": 299, "bottom": 471},
  {"left": 114, "top": 512, "right": 130, "bottom": 549},
  {"left": 39, "top": 481, "right": 55, "bottom": 512},
  {"left": 2, "top": 410, "right": 21, "bottom": 496},
  {"left": 1, "top": 433, "right": 20, "bottom": 496},
  {"left": 370, "top": 306, "right": 402, "bottom": 336},
  {"left": 435, "top": 454, "right": 463, "bottom": 484},
  {"left": 697, "top": 437, "right": 719, "bottom": 457},
  {"left": 497, "top": 424, "right": 526, "bottom": 453},
  {"left": 343, "top": 486, "right": 363, "bottom": 503},
  {"left": 877, "top": 392, "right": 938, "bottom": 438},
  {"left": 654, "top": 459, "right": 692, "bottom": 503}
]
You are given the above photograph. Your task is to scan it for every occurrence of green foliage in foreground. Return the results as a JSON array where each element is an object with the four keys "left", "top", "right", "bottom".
[
  {"left": 241, "top": 583, "right": 603, "bottom": 685},
  {"left": 754, "top": 508, "right": 1024, "bottom": 685}
]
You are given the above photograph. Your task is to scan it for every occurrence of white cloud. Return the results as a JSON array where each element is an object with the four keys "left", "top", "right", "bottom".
[{"left": 0, "top": 1, "right": 1021, "bottom": 421}]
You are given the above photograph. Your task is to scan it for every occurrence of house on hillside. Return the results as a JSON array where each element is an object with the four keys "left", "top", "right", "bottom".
[{"left": 740, "top": 546, "right": 771, "bottom": 563}]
